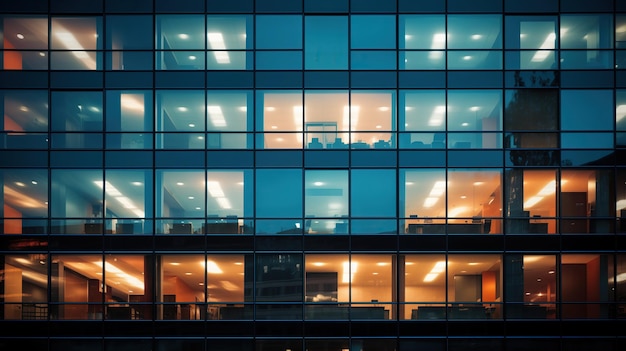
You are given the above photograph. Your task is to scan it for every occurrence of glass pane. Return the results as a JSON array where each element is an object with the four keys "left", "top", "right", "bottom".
[
  {"left": 51, "top": 91, "right": 103, "bottom": 132},
  {"left": 2, "top": 90, "right": 48, "bottom": 132},
  {"left": 2, "top": 16, "right": 48, "bottom": 69},
  {"left": 403, "top": 254, "right": 446, "bottom": 320},
  {"left": 1, "top": 169, "right": 48, "bottom": 233},
  {"left": 400, "top": 51, "right": 445, "bottom": 70},
  {"left": 504, "top": 254, "right": 556, "bottom": 319},
  {"left": 51, "top": 254, "right": 100, "bottom": 320},
  {"left": 155, "top": 90, "right": 205, "bottom": 147},
  {"left": 51, "top": 169, "right": 103, "bottom": 220},
  {"left": 448, "top": 90, "right": 502, "bottom": 132},
  {"left": 104, "top": 170, "right": 151, "bottom": 221},
  {"left": 255, "top": 254, "right": 303, "bottom": 302},
  {"left": 257, "top": 90, "right": 303, "bottom": 149},
  {"left": 156, "top": 15, "right": 204, "bottom": 50},
  {"left": 207, "top": 15, "right": 252, "bottom": 50},
  {"left": 505, "top": 169, "right": 556, "bottom": 234},
  {"left": 401, "top": 90, "right": 445, "bottom": 132},
  {"left": 350, "top": 91, "right": 395, "bottom": 147},
  {"left": 304, "top": 90, "right": 348, "bottom": 149},
  {"left": 506, "top": 16, "right": 558, "bottom": 50},
  {"left": 400, "top": 15, "right": 445, "bottom": 50},
  {"left": 561, "top": 254, "right": 612, "bottom": 319},
  {"left": 447, "top": 50, "right": 502, "bottom": 70},
  {"left": 402, "top": 169, "right": 446, "bottom": 232},
  {"left": 448, "top": 254, "right": 502, "bottom": 319},
  {"left": 561, "top": 90, "right": 612, "bottom": 131},
  {"left": 351, "top": 51, "right": 396, "bottom": 70},
  {"left": 156, "top": 170, "right": 204, "bottom": 221},
  {"left": 206, "top": 170, "right": 251, "bottom": 220},
  {"left": 618, "top": 90, "right": 626, "bottom": 132},
  {"left": 206, "top": 91, "right": 251, "bottom": 132},
  {"left": 51, "top": 17, "right": 102, "bottom": 70},
  {"left": 104, "top": 254, "right": 147, "bottom": 320},
  {"left": 351, "top": 169, "right": 395, "bottom": 218},
  {"left": 256, "top": 15, "right": 302, "bottom": 49},
  {"left": 106, "top": 90, "right": 153, "bottom": 132},
  {"left": 448, "top": 15, "right": 502, "bottom": 49},
  {"left": 448, "top": 169, "right": 502, "bottom": 225},
  {"left": 305, "top": 170, "right": 348, "bottom": 230},
  {"left": 351, "top": 15, "right": 395, "bottom": 49},
  {"left": 305, "top": 16, "right": 348, "bottom": 69},
  {"left": 3, "top": 254, "right": 48, "bottom": 321},
  {"left": 560, "top": 50, "right": 613, "bottom": 69},
  {"left": 560, "top": 15, "right": 613, "bottom": 50},
  {"left": 106, "top": 15, "right": 153, "bottom": 50},
  {"left": 256, "top": 169, "right": 302, "bottom": 218}
]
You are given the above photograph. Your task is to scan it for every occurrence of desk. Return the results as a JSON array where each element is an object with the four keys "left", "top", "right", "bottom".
[{"left": 204, "top": 222, "right": 239, "bottom": 234}]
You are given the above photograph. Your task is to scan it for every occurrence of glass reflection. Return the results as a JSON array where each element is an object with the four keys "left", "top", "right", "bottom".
[
  {"left": 51, "top": 17, "right": 102, "bottom": 70},
  {"left": 2, "top": 254, "right": 48, "bottom": 320}
]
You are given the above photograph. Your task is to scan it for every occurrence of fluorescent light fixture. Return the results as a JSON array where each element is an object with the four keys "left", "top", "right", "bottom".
[
  {"left": 202, "top": 260, "right": 223, "bottom": 274},
  {"left": 423, "top": 197, "right": 438, "bottom": 208},
  {"left": 429, "top": 181, "right": 446, "bottom": 197},
  {"left": 342, "top": 261, "right": 358, "bottom": 283},
  {"left": 177, "top": 106, "right": 188, "bottom": 112},
  {"left": 207, "top": 181, "right": 225, "bottom": 198},
  {"left": 207, "top": 32, "right": 230, "bottom": 64},
  {"left": 343, "top": 105, "right": 360, "bottom": 130},
  {"left": 463, "top": 56, "right": 472, "bottom": 60},
  {"left": 313, "top": 182, "right": 324, "bottom": 186},
  {"left": 216, "top": 197, "right": 232, "bottom": 209},
  {"left": 293, "top": 106, "right": 304, "bottom": 131},
  {"left": 207, "top": 105, "right": 227, "bottom": 127},
  {"left": 531, "top": 33, "right": 556, "bottom": 62},
  {"left": 120, "top": 94, "right": 145, "bottom": 112},
  {"left": 94, "top": 261, "right": 145, "bottom": 290},
  {"left": 424, "top": 261, "right": 446, "bottom": 282},
  {"left": 616, "top": 105, "right": 626, "bottom": 123},
  {"left": 537, "top": 180, "right": 557, "bottom": 196},
  {"left": 428, "top": 105, "right": 446, "bottom": 126},
  {"left": 448, "top": 206, "right": 468, "bottom": 217},
  {"left": 470, "top": 106, "right": 480, "bottom": 112},
  {"left": 94, "top": 180, "right": 122, "bottom": 197},
  {"left": 429, "top": 33, "right": 445, "bottom": 59},
  {"left": 115, "top": 196, "right": 137, "bottom": 209},
  {"left": 54, "top": 31, "right": 97, "bottom": 70},
  {"left": 471, "top": 34, "right": 482, "bottom": 40},
  {"left": 524, "top": 196, "right": 543, "bottom": 208},
  {"left": 178, "top": 33, "right": 189, "bottom": 39},
  {"left": 15, "top": 182, "right": 25, "bottom": 187}
]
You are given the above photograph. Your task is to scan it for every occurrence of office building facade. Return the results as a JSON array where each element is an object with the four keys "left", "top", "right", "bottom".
[{"left": 1, "top": 0, "right": 625, "bottom": 350}]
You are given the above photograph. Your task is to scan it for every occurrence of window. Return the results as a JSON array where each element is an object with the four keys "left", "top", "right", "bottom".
[
  {"left": 51, "top": 17, "right": 102, "bottom": 70},
  {"left": 1, "top": 15, "right": 48, "bottom": 70}
]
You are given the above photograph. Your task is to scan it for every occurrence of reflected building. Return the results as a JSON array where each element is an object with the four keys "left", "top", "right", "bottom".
[{"left": 1, "top": 1, "right": 626, "bottom": 350}]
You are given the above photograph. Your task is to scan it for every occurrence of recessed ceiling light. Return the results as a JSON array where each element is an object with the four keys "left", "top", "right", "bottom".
[
  {"left": 176, "top": 182, "right": 184, "bottom": 186},
  {"left": 179, "top": 34, "right": 189, "bottom": 39},
  {"left": 266, "top": 107, "right": 275, "bottom": 111},
  {"left": 16, "top": 33, "right": 24, "bottom": 39},
  {"left": 378, "top": 106, "right": 389, "bottom": 112},
  {"left": 170, "top": 262, "right": 180, "bottom": 266},
  {"left": 185, "top": 272, "right": 192, "bottom": 275},
  {"left": 195, "top": 207, "right": 201, "bottom": 210},
  {"left": 238, "top": 106, "right": 247, "bottom": 112},
  {"left": 15, "top": 182, "right": 25, "bottom": 187},
  {"left": 188, "top": 55, "right": 197, "bottom": 60},
  {"left": 131, "top": 182, "right": 142, "bottom": 186},
  {"left": 376, "top": 125, "right": 382, "bottom": 129},
  {"left": 271, "top": 125, "right": 277, "bottom": 129},
  {"left": 39, "top": 52, "right": 45, "bottom": 57},
  {"left": 463, "top": 56, "right": 472, "bottom": 60},
  {"left": 470, "top": 106, "right": 480, "bottom": 111},
  {"left": 471, "top": 34, "right": 482, "bottom": 40},
  {"left": 31, "top": 180, "right": 38, "bottom": 185},
  {"left": 188, "top": 123, "right": 195, "bottom": 128},
  {"left": 461, "top": 122, "right": 469, "bottom": 126},
  {"left": 405, "top": 182, "right": 414, "bottom": 185},
  {"left": 20, "top": 106, "right": 29, "bottom": 112},
  {"left": 313, "top": 182, "right": 324, "bottom": 186},
  {"left": 177, "top": 107, "right": 188, "bottom": 112},
  {"left": 188, "top": 196, "right": 195, "bottom": 200}
]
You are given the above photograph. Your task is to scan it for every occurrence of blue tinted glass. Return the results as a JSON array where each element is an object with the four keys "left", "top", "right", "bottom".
[
  {"left": 305, "top": 16, "right": 348, "bottom": 70},
  {"left": 256, "top": 51, "right": 302, "bottom": 70},
  {"left": 256, "top": 169, "right": 302, "bottom": 218},
  {"left": 351, "top": 51, "right": 396, "bottom": 70},
  {"left": 351, "top": 15, "right": 396, "bottom": 49},
  {"left": 351, "top": 170, "right": 396, "bottom": 218},
  {"left": 561, "top": 90, "right": 612, "bottom": 131},
  {"left": 106, "top": 15, "right": 153, "bottom": 50},
  {"left": 51, "top": 91, "right": 102, "bottom": 131},
  {"left": 256, "top": 15, "right": 302, "bottom": 49},
  {"left": 400, "top": 15, "right": 445, "bottom": 50}
]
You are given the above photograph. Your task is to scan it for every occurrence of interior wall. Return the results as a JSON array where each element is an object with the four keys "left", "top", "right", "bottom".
[
  {"left": 3, "top": 39, "right": 22, "bottom": 69},
  {"left": 4, "top": 263, "right": 22, "bottom": 319},
  {"left": 3, "top": 204, "right": 22, "bottom": 234}
]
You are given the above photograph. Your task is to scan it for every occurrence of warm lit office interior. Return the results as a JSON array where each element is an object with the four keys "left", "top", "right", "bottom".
[{"left": 3, "top": 252, "right": 620, "bottom": 321}]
